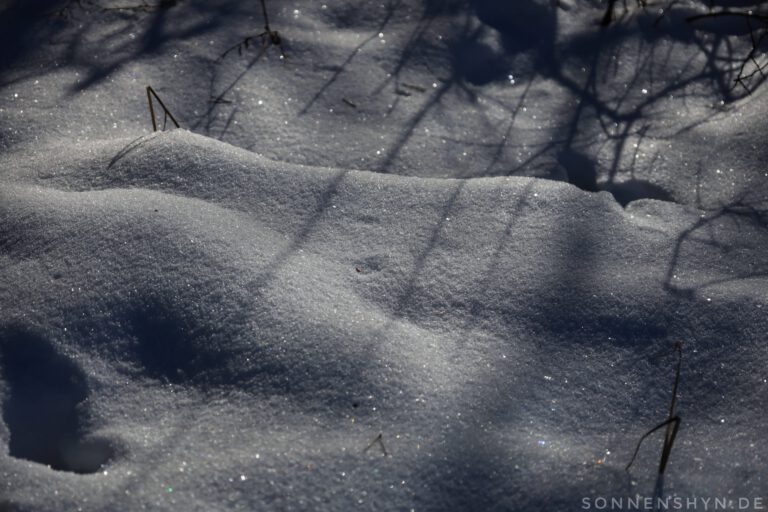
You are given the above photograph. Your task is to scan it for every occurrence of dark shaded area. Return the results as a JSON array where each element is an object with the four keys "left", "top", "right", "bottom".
[
  {"left": 120, "top": 283, "right": 389, "bottom": 408},
  {"left": 557, "top": 148, "right": 676, "bottom": 204},
  {"left": 0, "top": 326, "right": 113, "bottom": 474},
  {"left": 450, "top": 38, "right": 508, "bottom": 85},
  {"left": 558, "top": 148, "right": 599, "bottom": 192},
  {"left": 394, "top": 176, "right": 764, "bottom": 509},
  {"left": 54, "top": 0, "right": 226, "bottom": 93},
  {"left": 127, "top": 300, "right": 225, "bottom": 386},
  {"left": 0, "top": 0, "right": 63, "bottom": 78},
  {"left": 414, "top": 438, "right": 510, "bottom": 511},
  {"left": 606, "top": 179, "right": 674, "bottom": 206},
  {"left": 475, "top": 0, "right": 556, "bottom": 56},
  {"left": 0, "top": 501, "right": 21, "bottom": 512},
  {"left": 415, "top": 435, "right": 631, "bottom": 512}
]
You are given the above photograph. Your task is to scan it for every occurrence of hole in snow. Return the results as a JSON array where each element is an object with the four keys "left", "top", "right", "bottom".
[
  {"left": 0, "top": 499, "right": 22, "bottom": 512},
  {"left": 0, "top": 327, "right": 114, "bottom": 474}
]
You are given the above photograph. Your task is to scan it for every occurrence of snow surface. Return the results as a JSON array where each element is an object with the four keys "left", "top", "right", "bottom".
[{"left": 1, "top": 1, "right": 768, "bottom": 511}]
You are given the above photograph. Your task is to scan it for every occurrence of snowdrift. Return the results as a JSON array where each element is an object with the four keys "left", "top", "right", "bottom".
[{"left": 1, "top": 130, "right": 767, "bottom": 510}]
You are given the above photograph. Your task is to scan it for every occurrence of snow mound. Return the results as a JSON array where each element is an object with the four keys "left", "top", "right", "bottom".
[{"left": 1, "top": 131, "right": 767, "bottom": 510}]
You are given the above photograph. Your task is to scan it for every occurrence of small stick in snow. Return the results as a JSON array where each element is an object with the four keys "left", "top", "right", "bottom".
[
  {"left": 209, "top": 96, "right": 233, "bottom": 104},
  {"left": 402, "top": 83, "right": 427, "bottom": 93},
  {"left": 146, "top": 86, "right": 180, "bottom": 132},
  {"left": 220, "top": 0, "right": 284, "bottom": 60},
  {"left": 625, "top": 342, "right": 682, "bottom": 475},
  {"left": 363, "top": 433, "right": 388, "bottom": 457},
  {"left": 101, "top": 0, "right": 177, "bottom": 13}
]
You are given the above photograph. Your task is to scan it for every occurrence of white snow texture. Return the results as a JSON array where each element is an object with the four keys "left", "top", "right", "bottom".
[{"left": 0, "top": 0, "right": 767, "bottom": 511}]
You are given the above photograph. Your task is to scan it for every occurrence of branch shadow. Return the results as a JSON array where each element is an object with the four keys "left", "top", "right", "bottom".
[
  {"left": 0, "top": 0, "right": 75, "bottom": 86},
  {"left": 298, "top": 0, "right": 404, "bottom": 116},
  {"left": 58, "top": 0, "right": 225, "bottom": 94},
  {"left": 327, "top": 0, "right": 767, "bottom": 195},
  {"left": 663, "top": 192, "right": 768, "bottom": 298}
]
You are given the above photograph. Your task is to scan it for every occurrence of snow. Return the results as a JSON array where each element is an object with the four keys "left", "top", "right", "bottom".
[{"left": 1, "top": 1, "right": 767, "bottom": 510}]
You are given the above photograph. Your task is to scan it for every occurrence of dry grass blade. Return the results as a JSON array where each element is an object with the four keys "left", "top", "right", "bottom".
[
  {"left": 363, "top": 433, "right": 388, "bottom": 457},
  {"left": 220, "top": 0, "right": 284, "bottom": 60},
  {"left": 146, "top": 86, "right": 180, "bottom": 132},
  {"left": 626, "top": 342, "right": 682, "bottom": 474}
]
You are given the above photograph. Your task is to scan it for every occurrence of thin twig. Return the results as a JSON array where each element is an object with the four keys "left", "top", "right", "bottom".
[
  {"left": 402, "top": 83, "right": 427, "bottom": 93},
  {"left": 220, "top": 0, "right": 284, "bottom": 60},
  {"left": 686, "top": 11, "right": 768, "bottom": 24},
  {"left": 102, "top": 0, "right": 178, "bottom": 12},
  {"left": 146, "top": 86, "right": 180, "bottom": 132},
  {"left": 625, "top": 416, "right": 680, "bottom": 472},
  {"left": 363, "top": 433, "right": 388, "bottom": 457},
  {"left": 626, "top": 342, "right": 683, "bottom": 475}
]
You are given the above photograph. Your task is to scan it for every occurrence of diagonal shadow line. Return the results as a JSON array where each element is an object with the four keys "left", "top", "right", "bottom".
[
  {"left": 505, "top": 137, "right": 572, "bottom": 177},
  {"left": 560, "top": 29, "right": 608, "bottom": 153},
  {"left": 246, "top": 169, "right": 349, "bottom": 293},
  {"left": 384, "top": 16, "right": 479, "bottom": 145},
  {"left": 68, "top": 5, "right": 217, "bottom": 94},
  {"left": 391, "top": 180, "right": 465, "bottom": 317},
  {"left": 217, "top": 104, "right": 239, "bottom": 141},
  {"left": 215, "top": 44, "right": 272, "bottom": 91},
  {"left": 663, "top": 198, "right": 768, "bottom": 297},
  {"left": 377, "top": 77, "right": 454, "bottom": 172},
  {"left": 298, "top": 0, "right": 402, "bottom": 115},
  {"left": 458, "top": 180, "right": 536, "bottom": 332},
  {"left": 369, "top": 0, "right": 468, "bottom": 100},
  {"left": 480, "top": 78, "right": 537, "bottom": 177},
  {"left": 193, "top": 45, "right": 269, "bottom": 135},
  {"left": 329, "top": 180, "right": 472, "bottom": 396},
  {"left": 107, "top": 133, "right": 157, "bottom": 169}
]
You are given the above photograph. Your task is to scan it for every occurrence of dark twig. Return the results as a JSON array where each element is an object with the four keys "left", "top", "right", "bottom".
[
  {"left": 626, "top": 342, "right": 683, "bottom": 475},
  {"left": 220, "top": 0, "right": 284, "bottom": 60},
  {"left": 402, "top": 83, "right": 427, "bottom": 93},
  {"left": 686, "top": 8, "right": 768, "bottom": 94},
  {"left": 208, "top": 96, "right": 232, "bottom": 104},
  {"left": 146, "top": 86, "right": 180, "bottom": 132},
  {"left": 101, "top": 0, "right": 178, "bottom": 12},
  {"left": 686, "top": 11, "right": 768, "bottom": 24},
  {"left": 363, "top": 433, "right": 388, "bottom": 457},
  {"left": 625, "top": 417, "right": 681, "bottom": 473}
]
